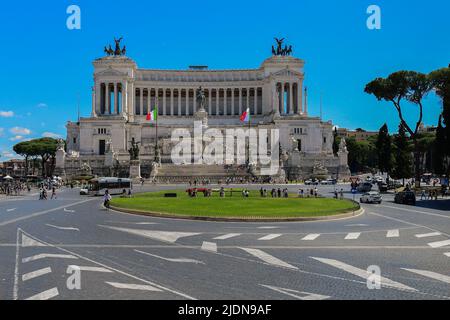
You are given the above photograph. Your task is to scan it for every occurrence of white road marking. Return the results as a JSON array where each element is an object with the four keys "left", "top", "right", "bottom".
[
  {"left": 0, "top": 199, "right": 94, "bottom": 227},
  {"left": 18, "top": 229, "right": 196, "bottom": 300},
  {"left": 386, "top": 230, "right": 400, "bottom": 238},
  {"left": 106, "top": 282, "right": 163, "bottom": 292},
  {"left": 380, "top": 204, "right": 450, "bottom": 219},
  {"left": 22, "top": 267, "right": 52, "bottom": 282},
  {"left": 64, "top": 208, "right": 75, "bottom": 213},
  {"left": 402, "top": 268, "right": 450, "bottom": 284},
  {"left": 345, "top": 233, "right": 361, "bottom": 240},
  {"left": 311, "top": 257, "right": 417, "bottom": 292},
  {"left": 214, "top": 233, "right": 241, "bottom": 240},
  {"left": 70, "top": 266, "right": 113, "bottom": 273},
  {"left": 25, "top": 287, "right": 59, "bottom": 300},
  {"left": 7, "top": 208, "right": 17, "bottom": 212},
  {"left": 135, "top": 250, "right": 205, "bottom": 264},
  {"left": 444, "top": 253, "right": 450, "bottom": 257},
  {"left": 22, "top": 254, "right": 78, "bottom": 263},
  {"left": 100, "top": 225, "right": 200, "bottom": 244},
  {"left": 46, "top": 224, "right": 79, "bottom": 231},
  {"left": 21, "top": 234, "right": 47, "bottom": 248},
  {"left": 415, "top": 232, "right": 442, "bottom": 238},
  {"left": 240, "top": 248, "right": 298, "bottom": 270},
  {"left": 427, "top": 239, "right": 450, "bottom": 248},
  {"left": 201, "top": 242, "right": 217, "bottom": 253},
  {"left": 346, "top": 224, "right": 368, "bottom": 227},
  {"left": 258, "top": 227, "right": 280, "bottom": 229},
  {"left": 261, "top": 284, "right": 330, "bottom": 300},
  {"left": 258, "top": 234, "right": 282, "bottom": 241},
  {"left": 302, "top": 234, "right": 320, "bottom": 241}
]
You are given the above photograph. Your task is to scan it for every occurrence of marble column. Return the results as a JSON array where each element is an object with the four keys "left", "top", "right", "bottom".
[
  {"left": 289, "top": 83, "right": 294, "bottom": 115},
  {"left": 246, "top": 88, "right": 250, "bottom": 112},
  {"left": 114, "top": 83, "right": 118, "bottom": 114},
  {"left": 231, "top": 89, "right": 235, "bottom": 115},
  {"left": 280, "top": 83, "right": 285, "bottom": 115},
  {"left": 163, "top": 88, "right": 167, "bottom": 116},
  {"left": 95, "top": 83, "right": 101, "bottom": 115},
  {"left": 105, "top": 83, "right": 110, "bottom": 115},
  {"left": 208, "top": 89, "right": 212, "bottom": 115},
  {"left": 239, "top": 88, "right": 243, "bottom": 115},
  {"left": 254, "top": 87, "right": 258, "bottom": 115},
  {"left": 223, "top": 88, "right": 228, "bottom": 115},
  {"left": 216, "top": 89, "right": 220, "bottom": 116},
  {"left": 273, "top": 82, "right": 279, "bottom": 116},
  {"left": 139, "top": 88, "right": 143, "bottom": 116},
  {"left": 170, "top": 88, "right": 174, "bottom": 116},
  {"left": 193, "top": 88, "right": 197, "bottom": 112},
  {"left": 185, "top": 89, "right": 189, "bottom": 116},
  {"left": 297, "top": 82, "right": 303, "bottom": 114},
  {"left": 178, "top": 89, "right": 182, "bottom": 116}
]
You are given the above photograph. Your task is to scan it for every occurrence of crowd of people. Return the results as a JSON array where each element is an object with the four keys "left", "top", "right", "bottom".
[{"left": 0, "top": 182, "right": 31, "bottom": 196}]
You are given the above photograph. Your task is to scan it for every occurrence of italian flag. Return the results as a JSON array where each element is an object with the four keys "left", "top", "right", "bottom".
[
  {"left": 240, "top": 108, "right": 250, "bottom": 123},
  {"left": 147, "top": 108, "right": 158, "bottom": 121}
]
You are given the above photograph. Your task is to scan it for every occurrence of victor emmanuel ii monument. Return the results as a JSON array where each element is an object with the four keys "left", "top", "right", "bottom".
[{"left": 57, "top": 38, "right": 350, "bottom": 182}]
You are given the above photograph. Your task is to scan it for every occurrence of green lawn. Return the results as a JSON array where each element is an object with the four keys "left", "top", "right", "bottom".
[{"left": 110, "top": 190, "right": 359, "bottom": 219}]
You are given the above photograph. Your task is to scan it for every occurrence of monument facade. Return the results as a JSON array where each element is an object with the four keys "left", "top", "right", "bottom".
[{"left": 60, "top": 39, "right": 350, "bottom": 182}]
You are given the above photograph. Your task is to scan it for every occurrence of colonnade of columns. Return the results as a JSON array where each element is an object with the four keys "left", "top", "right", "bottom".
[
  {"left": 97, "top": 82, "right": 125, "bottom": 115},
  {"left": 274, "top": 81, "right": 304, "bottom": 115},
  {"left": 133, "top": 87, "right": 263, "bottom": 117}
]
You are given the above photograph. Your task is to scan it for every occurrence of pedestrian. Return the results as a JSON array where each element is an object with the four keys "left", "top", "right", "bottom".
[
  {"left": 277, "top": 188, "right": 281, "bottom": 198},
  {"left": 421, "top": 189, "right": 426, "bottom": 200},
  {"left": 103, "top": 190, "right": 112, "bottom": 209},
  {"left": 340, "top": 189, "right": 344, "bottom": 200},
  {"left": 51, "top": 187, "right": 57, "bottom": 200}
]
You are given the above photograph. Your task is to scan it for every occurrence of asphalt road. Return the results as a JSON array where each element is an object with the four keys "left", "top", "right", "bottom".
[{"left": 0, "top": 184, "right": 449, "bottom": 300}]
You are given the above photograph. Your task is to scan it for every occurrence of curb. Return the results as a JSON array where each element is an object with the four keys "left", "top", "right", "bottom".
[{"left": 108, "top": 204, "right": 364, "bottom": 223}]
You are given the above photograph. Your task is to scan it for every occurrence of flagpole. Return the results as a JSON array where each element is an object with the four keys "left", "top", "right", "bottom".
[
  {"left": 247, "top": 109, "right": 251, "bottom": 165},
  {"left": 155, "top": 97, "right": 159, "bottom": 162}
]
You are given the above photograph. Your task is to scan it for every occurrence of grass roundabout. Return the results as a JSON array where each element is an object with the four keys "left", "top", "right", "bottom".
[{"left": 110, "top": 189, "right": 361, "bottom": 221}]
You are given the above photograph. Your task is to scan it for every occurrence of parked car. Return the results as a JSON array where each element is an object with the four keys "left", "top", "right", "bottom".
[
  {"left": 357, "top": 182, "right": 373, "bottom": 193},
  {"left": 394, "top": 191, "right": 416, "bottom": 205},
  {"left": 80, "top": 188, "right": 89, "bottom": 195},
  {"left": 360, "top": 191, "right": 382, "bottom": 204},
  {"left": 320, "top": 179, "right": 336, "bottom": 185},
  {"left": 378, "top": 182, "right": 388, "bottom": 193}
]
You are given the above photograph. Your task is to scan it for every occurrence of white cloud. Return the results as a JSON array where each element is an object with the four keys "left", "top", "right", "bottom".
[
  {"left": 42, "top": 132, "right": 63, "bottom": 139},
  {"left": 0, "top": 110, "right": 14, "bottom": 118},
  {"left": 9, "top": 135, "right": 24, "bottom": 142},
  {"left": 37, "top": 103, "right": 48, "bottom": 108},
  {"left": 0, "top": 128, "right": 4, "bottom": 137},
  {"left": 2, "top": 151, "right": 15, "bottom": 158},
  {"left": 10, "top": 127, "right": 31, "bottom": 135}
]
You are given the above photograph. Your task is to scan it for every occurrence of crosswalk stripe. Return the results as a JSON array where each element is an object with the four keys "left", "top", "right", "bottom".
[
  {"left": 427, "top": 239, "right": 450, "bottom": 248},
  {"left": 106, "top": 282, "right": 163, "bottom": 292},
  {"left": 22, "top": 267, "right": 52, "bottom": 282},
  {"left": 258, "top": 234, "right": 282, "bottom": 241},
  {"left": 22, "top": 254, "right": 78, "bottom": 263},
  {"left": 386, "top": 230, "right": 399, "bottom": 238},
  {"left": 261, "top": 284, "right": 330, "bottom": 300},
  {"left": 302, "top": 234, "right": 321, "bottom": 241},
  {"left": 311, "top": 257, "right": 417, "bottom": 292},
  {"left": 240, "top": 248, "right": 298, "bottom": 270},
  {"left": 77, "top": 266, "right": 113, "bottom": 273},
  {"left": 201, "top": 242, "right": 217, "bottom": 253},
  {"left": 345, "top": 233, "right": 361, "bottom": 240},
  {"left": 415, "top": 232, "right": 442, "bottom": 238},
  {"left": 214, "top": 233, "right": 241, "bottom": 240},
  {"left": 402, "top": 268, "right": 450, "bottom": 284},
  {"left": 25, "top": 287, "right": 59, "bottom": 300}
]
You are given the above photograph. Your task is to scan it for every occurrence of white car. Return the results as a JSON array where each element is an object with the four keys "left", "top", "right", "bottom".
[
  {"left": 360, "top": 191, "right": 382, "bottom": 204},
  {"left": 80, "top": 188, "right": 89, "bottom": 195}
]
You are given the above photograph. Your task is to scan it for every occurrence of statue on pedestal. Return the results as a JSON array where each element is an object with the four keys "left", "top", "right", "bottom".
[{"left": 128, "top": 137, "right": 140, "bottom": 161}]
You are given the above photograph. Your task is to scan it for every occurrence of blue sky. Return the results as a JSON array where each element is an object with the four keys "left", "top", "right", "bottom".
[{"left": 0, "top": 0, "right": 449, "bottom": 159}]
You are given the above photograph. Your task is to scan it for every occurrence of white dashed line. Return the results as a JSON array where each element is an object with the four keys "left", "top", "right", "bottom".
[
  {"left": 46, "top": 224, "right": 80, "bottom": 231},
  {"left": 302, "top": 234, "right": 321, "bottom": 241},
  {"left": 22, "top": 267, "right": 52, "bottom": 282},
  {"left": 201, "top": 242, "right": 217, "bottom": 253},
  {"left": 402, "top": 268, "right": 450, "bottom": 284},
  {"left": 415, "top": 232, "right": 442, "bottom": 238},
  {"left": 100, "top": 226, "right": 200, "bottom": 244},
  {"left": 345, "top": 233, "right": 361, "bottom": 240},
  {"left": 386, "top": 230, "right": 400, "bottom": 238},
  {"left": 261, "top": 284, "right": 330, "bottom": 300},
  {"left": 214, "top": 233, "right": 241, "bottom": 240},
  {"left": 427, "top": 239, "right": 450, "bottom": 248},
  {"left": 240, "top": 248, "right": 298, "bottom": 270},
  {"left": 22, "top": 254, "right": 78, "bottom": 263},
  {"left": 135, "top": 250, "right": 205, "bottom": 264},
  {"left": 311, "top": 257, "right": 417, "bottom": 292},
  {"left": 106, "top": 282, "right": 163, "bottom": 292},
  {"left": 258, "top": 234, "right": 282, "bottom": 241},
  {"left": 25, "top": 288, "right": 59, "bottom": 300},
  {"left": 7, "top": 208, "right": 17, "bottom": 212}
]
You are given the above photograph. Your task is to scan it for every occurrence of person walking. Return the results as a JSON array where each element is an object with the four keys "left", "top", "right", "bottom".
[
  {"left": 103, "top": 190, "right": 112, "bottom": 210},
  {"left": 51, "top": 187, "right": 57, "bottom": 200}
]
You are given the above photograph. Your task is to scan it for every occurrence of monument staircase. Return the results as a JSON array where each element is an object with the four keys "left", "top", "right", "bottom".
[{"left": 152, "top": 164, "right": 255, "bottom": 184}]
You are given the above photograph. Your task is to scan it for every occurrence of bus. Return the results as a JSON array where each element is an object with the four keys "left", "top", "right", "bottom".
[{"left": 83, "top": 177, "right": 133, "bottom": 196}]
